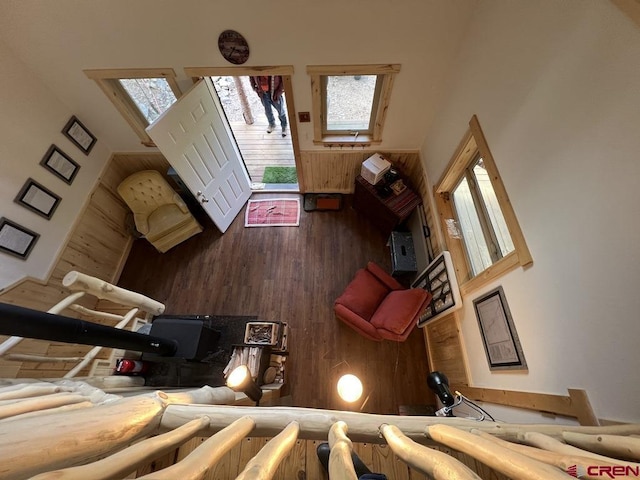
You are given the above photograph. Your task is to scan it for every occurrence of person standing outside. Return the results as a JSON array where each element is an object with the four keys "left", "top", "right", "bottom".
[{"left": 250, "top": 75, "right": 288, "bottom": 137}]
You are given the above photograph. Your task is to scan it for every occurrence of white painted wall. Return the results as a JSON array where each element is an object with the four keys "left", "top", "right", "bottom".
[
  {"left": 0, "top": 0, "right": 477, "bottom": 290},
  {"left": 421, "top": 1, "right": 640, "bottom": 422},
  {"left": 0, "top": 0, "right": 476, "bottom": 152},
  {"left": 0, "top": 38, "right": 111, "bottom": 289}
]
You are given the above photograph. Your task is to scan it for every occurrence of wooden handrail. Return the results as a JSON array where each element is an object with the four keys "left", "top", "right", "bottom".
[
  {"left": 381, "top": 423, "right": 481, "bottom": 479},
  {"left": 137, "top": 416, "right": 256, "bottom": 480},
  {"left": 62, "top": 271, "right": 165, "bottom": 315},
  {"left": 473, "top": 429, "right": 623, "bottom": 478},
  {"left": 427, "top": 424, "right": 569, "bottom": 480},
  {"left": 562, "top": 431, "right": 640, "bottom": 462},
  {"left": 160, "top": 404, "right": 640, "bottom": 443},
  {"left": 328, "top": 421, "right": 358, "bottom": 480},
  {"left": 236, "top": 421, "right": 300, "bottom": 479},
  {"left": 32, "top": 417, "right": 212, "bottom": 480},
  {"left": 1, "top": 381, "right": 638, "bottom": 479}
]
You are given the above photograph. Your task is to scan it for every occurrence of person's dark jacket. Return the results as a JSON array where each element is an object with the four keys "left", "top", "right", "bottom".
[{"left": 249, "top": 76, "right": 284, "bottom": 101}]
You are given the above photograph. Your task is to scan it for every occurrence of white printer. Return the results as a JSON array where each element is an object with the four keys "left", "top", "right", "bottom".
[{"left": 361, "top": 153, "right": 391, "bottom": 185}]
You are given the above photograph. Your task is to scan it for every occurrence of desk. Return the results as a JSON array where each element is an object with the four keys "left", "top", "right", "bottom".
[{"left": 353, "top": 175, "right": 422, "bottom": 234}]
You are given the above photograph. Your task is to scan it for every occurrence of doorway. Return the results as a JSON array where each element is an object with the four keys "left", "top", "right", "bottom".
[{"left": 211, "top": 75, "right": 298, "bottom": 192}]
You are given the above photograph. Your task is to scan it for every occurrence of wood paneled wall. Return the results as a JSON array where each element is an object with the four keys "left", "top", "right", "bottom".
[
  {"left": 423, "top": 313, "right": 469, "bottom": 387},
  {"left": 300, "top": 148, "right": 438, "bottom": 258},
  {"left": 0, "top": 153, "right": 170, "bottom": 379}
]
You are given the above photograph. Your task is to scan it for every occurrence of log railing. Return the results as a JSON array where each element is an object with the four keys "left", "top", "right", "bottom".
[
  {"left": 0, "top": 271, "right": 164, "bottom": 378},
  {"left": 0, "top": 379, "right": 638, "bottom": 480}
]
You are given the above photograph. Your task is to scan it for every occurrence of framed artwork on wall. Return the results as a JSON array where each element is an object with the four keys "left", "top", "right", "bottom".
[
  {"left": 473, "top": 286, "right": 528, "bottom": 371},
  {"left": 14, "top": 178, "right": 61, "bottom": 220},
  {"left": 0, "top": 217, "right": 39, "bottom": 260},
  {"left": 412, "top": 251, "right": 462, "bottom": 327},
  {"left": 62, "top": 115, "right": 97, "bottom": 154},
  {"left": 40, "top": 145, "right": 80, "bottom": 185}
]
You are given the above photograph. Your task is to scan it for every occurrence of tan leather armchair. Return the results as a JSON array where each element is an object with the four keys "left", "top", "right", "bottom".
[{"left": 117, "top": 170, "right": 203, "bottom": 253}]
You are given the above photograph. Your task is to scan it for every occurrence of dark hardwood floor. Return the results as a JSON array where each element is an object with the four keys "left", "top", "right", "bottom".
[{"left": 118, "top": 194, "right": 433, "bottom": 414}]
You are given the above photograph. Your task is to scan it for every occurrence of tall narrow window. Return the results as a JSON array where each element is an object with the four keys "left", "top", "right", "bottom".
[
  {"left": 307, "top": 65, "right": 400, "bottom": 145},
  {"left": 452, "top": 155, "right": 514, "bottom": 276},
  {"left": 84, "top": 69, "right": 182, "bottom": 146},
  {"left": 435, "top": 115, "right": 532, "bottom": 295}
]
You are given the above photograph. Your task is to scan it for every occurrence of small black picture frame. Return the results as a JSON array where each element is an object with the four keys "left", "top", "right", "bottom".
[
  {"left": 14, "top": 178, "right": 61, "bottom": 220},
  {"left": 62, "top": 115, "right": 97, "bottom": 155},
  {"left": 0, "top": 217, "right": 39, "bottom": 260},
  {"left": 473, "top": 286, "right": 528, "bottom": 371},
  {"left": 40, "top": 145, "right": 80, "bottom": 185}
]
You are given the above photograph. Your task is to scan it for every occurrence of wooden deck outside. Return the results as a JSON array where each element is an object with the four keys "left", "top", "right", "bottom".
[{"left": 230, "top": 121, "right": 295, "bottom": 184}]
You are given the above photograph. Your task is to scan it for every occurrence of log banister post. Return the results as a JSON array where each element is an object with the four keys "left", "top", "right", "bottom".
[
  {"left": 328, "top": 421, "right": 358, "bottom": 480},
  {"left": 62, "top": 270, "right": 165, "bottom": 316}
]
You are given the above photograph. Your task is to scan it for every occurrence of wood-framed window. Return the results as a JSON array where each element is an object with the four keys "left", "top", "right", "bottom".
[
  {"left": 435, "top": 115, "right": 533, "bottom": 296},
  {"left": 306, "top": 64, "right": 400, "bottom": 146},
  {"left": 84, "top": 68, "right": 182, "bottom": 147}
]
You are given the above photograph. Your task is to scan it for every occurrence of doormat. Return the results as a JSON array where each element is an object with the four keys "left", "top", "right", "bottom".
[
  {"left": 245, "top": 198, "right": 300, "bottom": 227},
  {"left": 262, "top": 166, "right": 297, "bottom": 184},
  {"left": 303, "top": 193, "right": 343, "bottom": 211}
]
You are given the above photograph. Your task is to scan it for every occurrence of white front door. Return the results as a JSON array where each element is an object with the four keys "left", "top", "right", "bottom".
[{"left": 147, "top": 78, "right": 252, "bottom": 233}]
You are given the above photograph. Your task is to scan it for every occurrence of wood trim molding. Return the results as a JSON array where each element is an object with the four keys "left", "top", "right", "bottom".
[
  {"left": 458, "top": 251, "right": 520, "bottom": 297},
  {"left": 469, "top": 115, "right": 532, "bottom": 268},
  {"left": 181, "top": 69, "right": 304, "bottom": 191},
  {"left": 281, "top": 75, "right": 304, "bottom": 192},
  {"left": 610, "top": 0, "right": 640, "bottom": 29},
  {"left": 372, "top": 72, "right": 396, "bottom": 141},
  {"left": 184, "top": 65, "right": 295, "bottom": 80},
  {"left": 309, "top": 74, "right": 323, "bottom": 142},
  {"left": 0, "top": 276, "right": 46, "bottom": 295},
  {"left": 435, "top": 130, "right": 476, "bottom": 194},
  {"left": 0, "top": 150, "right": 115, "bottom": 297},
  {"left": 84, "top": 68, "right": 178, "bottom": 80},
  {"left": 306, "top": 64, "right": 401, "bottom": 75},
  {"left": 453, "top": 386, "right": 600, "bottom": 426},
  {"left": 306, "top": 64, "right": 400, "bottom": 145},
  {"left": 83, "top": 69, "right": 183, "bottom": 147},
  {"left": 433, "top": 114, "right": 533, "bottom": 293}
]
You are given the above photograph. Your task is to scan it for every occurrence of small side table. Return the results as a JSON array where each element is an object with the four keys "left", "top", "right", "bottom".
[
  {"left": 389, "top": 231, "right": 418, "bottom": 277},
  {"left": 353, "top": 175, "right": 422, "bottom": 235}
]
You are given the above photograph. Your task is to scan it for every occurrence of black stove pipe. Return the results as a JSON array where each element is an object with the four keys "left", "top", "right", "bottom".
[{"left": 0, "top": 302, "right": 177, "bottom": 356}]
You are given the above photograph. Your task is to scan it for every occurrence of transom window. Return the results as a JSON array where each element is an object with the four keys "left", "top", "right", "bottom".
[
  {"left": 84, "top": 69, "right": 182, "bottom": 146},
  {"left": 307, "top": 65, "right": 400, "bottom": 145},
  {"left": 435, "top": 115, "right": 532, "bottom": 295}
]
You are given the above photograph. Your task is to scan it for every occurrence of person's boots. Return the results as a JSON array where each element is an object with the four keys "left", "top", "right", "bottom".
[{"left": 316, "top": 442, "right": 372, "bottom": 478}]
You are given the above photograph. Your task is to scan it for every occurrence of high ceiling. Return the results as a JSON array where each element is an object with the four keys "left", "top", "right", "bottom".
[{"left": 0, "top": 0, "right": 477, "bottom": 151}]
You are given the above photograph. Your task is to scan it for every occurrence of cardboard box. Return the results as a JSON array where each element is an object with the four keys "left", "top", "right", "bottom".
[{"left": 361, "top": 153, "right": 391, "bottom": 185}]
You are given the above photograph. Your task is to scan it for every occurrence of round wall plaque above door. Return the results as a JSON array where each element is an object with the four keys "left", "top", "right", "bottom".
[{"left": 218, "top": 30, "right": 250, "bottom": 65}]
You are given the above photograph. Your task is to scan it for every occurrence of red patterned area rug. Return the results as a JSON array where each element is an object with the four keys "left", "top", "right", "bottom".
[{"left": 244, "top": 198, "right": 300, "bottom": 227}]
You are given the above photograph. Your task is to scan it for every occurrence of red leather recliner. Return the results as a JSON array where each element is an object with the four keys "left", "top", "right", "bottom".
[{"left": 334, "top": 262, "right": 432, "bottom": 342}]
